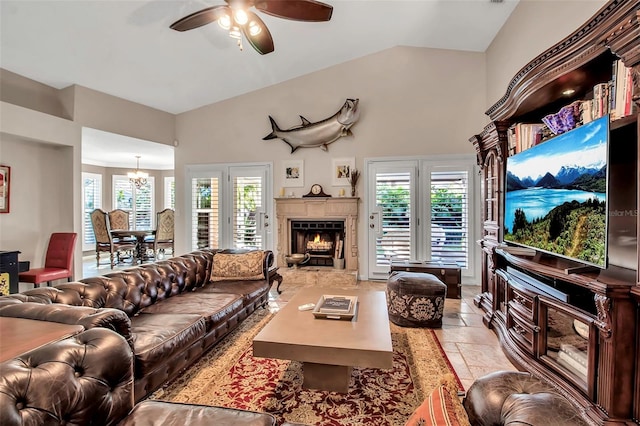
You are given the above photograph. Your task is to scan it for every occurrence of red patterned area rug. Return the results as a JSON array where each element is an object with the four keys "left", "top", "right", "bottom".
[{"left": 151, "top": 309, "right": 462, "bottom": 426}]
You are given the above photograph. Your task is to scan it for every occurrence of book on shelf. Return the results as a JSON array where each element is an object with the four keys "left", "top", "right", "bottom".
[
  {"left": 507, "top": 123, "right": 545, "bottom": 155},
  {"left": 318, "top": 295, "right": 354, "bottom": 314},
  {"left": 589, "top": 59, "right": 634, "bottom": 122},
  {"left": 611, "top": 59, "right": 634, "bottom": 120}
]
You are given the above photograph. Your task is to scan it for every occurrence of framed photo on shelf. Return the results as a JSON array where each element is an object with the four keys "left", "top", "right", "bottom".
[
  {"left": 282, "top": 160, "right": 304, "bottom": 188},
  {"left": 0, "top": 165, "right": 9, "bottom": 213},
  {"left": 331, "top": 157, "right": 355, "bottom": 186}
]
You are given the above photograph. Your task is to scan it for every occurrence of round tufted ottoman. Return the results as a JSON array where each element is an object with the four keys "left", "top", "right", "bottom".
[{"left": 386, "top": 271, "right": 446, "bottom": 328}]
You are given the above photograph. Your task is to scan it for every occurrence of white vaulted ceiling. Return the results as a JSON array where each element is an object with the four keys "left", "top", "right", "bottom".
[{"left": 0, "top": 0, "right": 519, "bottom": 115}]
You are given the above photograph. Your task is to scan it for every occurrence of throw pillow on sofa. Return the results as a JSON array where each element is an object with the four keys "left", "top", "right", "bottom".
[
  {"left": 405, "top": 374, "right": 470, "bottom": 426},
  {"left": 211, "top": 251, "right": 266, "bottom": 282}
]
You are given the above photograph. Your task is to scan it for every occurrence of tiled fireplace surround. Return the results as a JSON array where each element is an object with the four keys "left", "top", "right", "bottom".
[{"left": 275, "top": 197, "right": 359, "bottom": 270}]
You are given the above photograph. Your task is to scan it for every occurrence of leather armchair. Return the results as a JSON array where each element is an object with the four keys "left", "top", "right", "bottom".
[
  {"left": 0, "top": 327, "right": 280, "bottom": 426},
  {"left": 463, "top": 370, "right": 589, "bottom": 426}
]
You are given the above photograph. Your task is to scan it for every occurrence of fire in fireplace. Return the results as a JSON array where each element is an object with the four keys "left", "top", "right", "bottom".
[{"left": 290, "top": 220, "right": 345, "bottom": 267}]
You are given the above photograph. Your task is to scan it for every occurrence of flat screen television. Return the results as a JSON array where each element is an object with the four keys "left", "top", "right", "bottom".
[{"left": 504, "top": 115, "right": 609, "bottom": 268}]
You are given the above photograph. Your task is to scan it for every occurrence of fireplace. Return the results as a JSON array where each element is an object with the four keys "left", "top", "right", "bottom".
[
  {"left": 275, "top": 197, "right": 359, "bottom": 270},
  {"left": 291, "top": 220, "right": 345, "bottom": 267}
]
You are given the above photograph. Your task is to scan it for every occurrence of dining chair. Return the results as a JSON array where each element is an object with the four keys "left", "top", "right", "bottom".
[
  {"left": 146, "top": 208, "right": 174, "bottom": 260},
  {"left": 108, "top": 209, "right": 130, "bottom": 230},
  {"left": 108, "top": 209, "right": 136, "bottom": 244},
  {"left": 90, "top": 209, "right": 137, "bottom": 269},
  {"left": 18, "top": 232, "right": 77, "bottom": 288}
]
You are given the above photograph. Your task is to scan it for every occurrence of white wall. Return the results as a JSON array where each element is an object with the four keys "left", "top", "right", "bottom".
[
  {"left": 485, "top": 0, "right": 608, "bottom": 112},
  {"left": 175, "top": 46, "right": 488, "bottom": 278},
  {"left": 0, "top": 102, "right": 81, "bottom": 286}
]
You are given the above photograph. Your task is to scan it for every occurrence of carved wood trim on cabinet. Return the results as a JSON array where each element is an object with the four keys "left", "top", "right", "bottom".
[{"left": 470, "top": 1, "right": 640, "bottom": 424}]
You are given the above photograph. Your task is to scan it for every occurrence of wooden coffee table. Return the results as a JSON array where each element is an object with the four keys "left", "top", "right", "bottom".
[
  {"left": 253, "top": 287, "right": 393, "bottom": 393},
  {"left": 0, "top": 317, "right": 84, "bottom": 362}
]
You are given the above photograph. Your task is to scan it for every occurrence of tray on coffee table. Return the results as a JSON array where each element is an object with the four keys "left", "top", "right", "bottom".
[{"left": 312, "top": 294, "right": 358, "bottom": 320}]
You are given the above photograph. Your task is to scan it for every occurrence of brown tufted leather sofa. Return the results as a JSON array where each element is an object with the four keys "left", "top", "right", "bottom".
[
  {"left": 0, "top": 327, "right": 289, "bottom": 425},
  {"left": 0, "top": 249, "right": 275, "bottom": 401}
]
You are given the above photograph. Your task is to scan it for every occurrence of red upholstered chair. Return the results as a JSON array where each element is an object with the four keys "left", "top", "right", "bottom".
[{"left": 18, "top": 232, "right": 77, "bottom": 288}]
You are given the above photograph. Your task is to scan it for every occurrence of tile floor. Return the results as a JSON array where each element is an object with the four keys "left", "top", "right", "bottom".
[{"left": 76, "top": 257, "right": 517, "bottom": 391}]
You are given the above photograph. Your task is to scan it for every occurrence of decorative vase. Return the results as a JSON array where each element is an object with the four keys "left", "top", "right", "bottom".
[{"left": 350, "top": 186, "right": 356, "bottom": 197}]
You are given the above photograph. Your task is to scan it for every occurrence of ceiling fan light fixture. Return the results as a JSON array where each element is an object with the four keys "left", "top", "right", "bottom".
[
  {"left": 218, "top": 13, "right": 231, "bottom": 30},
  {"left": 248, "top": 21, "right": 262, "bottom": 36},
  {"left": 229, "top": 26, "right": 242, "bottom": 40},
  {"left": 233, "top": 9, "right": 248, "bottom": 25}
]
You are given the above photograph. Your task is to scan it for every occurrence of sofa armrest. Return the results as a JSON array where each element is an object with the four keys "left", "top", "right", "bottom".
[
  {"left": 0, "top": 328, "right": 134, "bottom": 426},
  {"left": 262, "top": 250, "right": 274, "bottom": 278},
  {"left": 0, "top": 302, "right": 133, "bottom": 349}
]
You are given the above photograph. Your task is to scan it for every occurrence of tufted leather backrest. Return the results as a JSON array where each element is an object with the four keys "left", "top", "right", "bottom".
[
  {"left": 0, "top": 328, "right": 134, "bottom": 426},
  {"left": 0, "top": 249, "right": 271, "bottom": 318}
]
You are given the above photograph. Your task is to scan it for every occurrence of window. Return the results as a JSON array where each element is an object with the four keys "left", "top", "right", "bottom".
[
  {"left": 187, "top": 164, "right": 271, "bottom": 251},
  {"left": 82, "top": 172, "right": 102, "bottom": 251},
  {"left": 429, "top": 170, "right": 469, "bottom": 267},
  {"left": 232, "top": 174, "right": 263, "bottom": 248},
  {"left": 191, "top": 176, "right": 221, "bottom": 250},
  {"left": 113, "top": 175, "right": 155, "bottom": 230},
  {"left": 164, "top": 176, "right": 175, "bottom": 209},
  {"left": 375, "top": 170, "right": 413, "bottom": 266}
]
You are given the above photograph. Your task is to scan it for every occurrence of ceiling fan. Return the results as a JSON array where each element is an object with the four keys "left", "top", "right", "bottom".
[{"left": 170, "top": 0, "right": 333, "bottom": 55}]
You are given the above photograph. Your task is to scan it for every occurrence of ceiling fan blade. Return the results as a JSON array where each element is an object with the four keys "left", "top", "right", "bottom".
[
  {"left": 254, "top": 0, "right": 333, "bottom": 22},
  {"left": 241, "top": 12, "right": 274, "bottom": 55},
  {"left": 170, "top": 5, "right": 229, "bottom": 31}
]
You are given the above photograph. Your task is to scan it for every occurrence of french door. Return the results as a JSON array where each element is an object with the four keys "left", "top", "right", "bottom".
[
  {"left": 366, "top": 157, "right": 475, "bottom": 281},
  {"left": 187, "top": 163, "right": 272, "bottom": 251},
  {"left": 367, "top": 161, "right": 418, "bottom": 278}
]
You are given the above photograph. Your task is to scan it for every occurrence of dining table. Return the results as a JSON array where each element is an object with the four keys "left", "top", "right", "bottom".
[{"left": 110, "top": 229, "right": 155, "bottom": 264}]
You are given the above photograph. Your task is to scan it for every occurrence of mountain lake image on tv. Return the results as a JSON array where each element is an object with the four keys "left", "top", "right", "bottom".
[{"left": 504, "top": 115, "right": 609, "bottom": 268}]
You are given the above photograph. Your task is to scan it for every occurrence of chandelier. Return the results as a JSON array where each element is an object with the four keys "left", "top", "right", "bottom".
[{"left": 127, "top": 156, "right": 149, "bottom": 189}]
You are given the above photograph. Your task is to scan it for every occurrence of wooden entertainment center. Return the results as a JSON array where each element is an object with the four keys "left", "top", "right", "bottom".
[{"left": 469, "top": 1, "right": 639, "bottom": 424}]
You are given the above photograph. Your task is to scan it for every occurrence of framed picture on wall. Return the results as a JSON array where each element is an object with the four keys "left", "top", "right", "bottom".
[
  {"left": 282, "top": 160, "right": 304, "bottom": 188},
  {"left": 0, "top": 165, "right": 10, "bottom": 213},
  {"left": 331, "top": 157, "right": 355, "bottom": 186}
]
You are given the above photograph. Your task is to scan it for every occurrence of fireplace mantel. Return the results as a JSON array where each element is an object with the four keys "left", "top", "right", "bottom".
[{"left": 275, "top": 197, "right": 359, "bottom": 270}]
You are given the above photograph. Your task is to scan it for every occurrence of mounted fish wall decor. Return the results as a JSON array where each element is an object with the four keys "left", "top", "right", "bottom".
[{"left": 262, "top": 98, "right": 360, "bottom": 153}]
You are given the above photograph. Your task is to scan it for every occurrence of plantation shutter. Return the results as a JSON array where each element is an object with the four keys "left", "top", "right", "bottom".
[
  {"left": 113, "top": 177, "right": 134, "bottom": 227},
  {"left": 164, "top": 177, "right": 175, "bottom": 209},
  {"left": 82, "top": 173, "right": 102, "bottom": 251},
  {"left": 233, "top": 176, "right": 263, "bottom": 248},
  {"left": 113, "top": 176, "right": 155, "bottom": 230},
  {"left": 134, "top": 181, "right": 154, "bottom": 230},
  {"left": 430, "top": 171, "right": 469, "bottom": 267},
  {"left": 191, "top": 177, "right": 220, "bottom": 250},
  {"left": 375, "top": 171, "right": 412, "bottom": 266}
]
